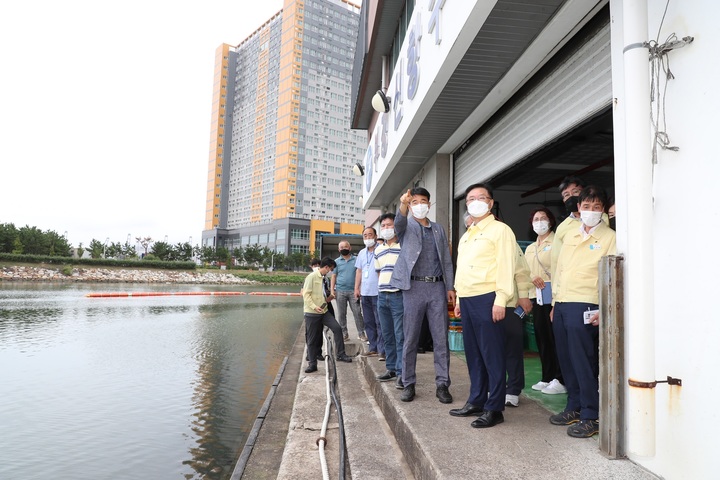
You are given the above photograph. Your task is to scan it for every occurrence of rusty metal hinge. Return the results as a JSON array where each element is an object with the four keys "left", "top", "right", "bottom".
[{"left": 628, "top": 376, "right": 682, "bottom": 388}]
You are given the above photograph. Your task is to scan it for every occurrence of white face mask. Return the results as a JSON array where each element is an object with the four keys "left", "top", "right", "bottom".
[
  {"left": 532, "top": 220, "right": 550, "bottom": 235},
  {"left": 312, "top": 266, "right": 319, "bottom": 272},
  {"left": 380, "top": 228, "right": 395, "bottom": 240},
  {"left": 410, "top": 203, "right": 429, "bottom": 219},
  {"left": 580, "top": 210, "right": 603, "bottom": 227},
  {"left": 467, "top": 200, "right": 489, "bottom": 218},
  {"left": 363, "top": 238, "right": 376, "bottom": 247}
]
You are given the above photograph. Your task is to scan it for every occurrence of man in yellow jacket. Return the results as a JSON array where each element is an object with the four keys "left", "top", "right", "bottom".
[
  {"left": 550, "top": 186, "right": 616, "bottom": 438},
  {"left": 303, "top": 257, "right": 353, "bottom": 373}
]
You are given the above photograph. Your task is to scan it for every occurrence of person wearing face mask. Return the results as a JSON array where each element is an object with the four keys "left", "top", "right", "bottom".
[
  {"left": 550, "top": 176, "right": 586, "bottom": 283},
  {"left": 331, "top": 240, "right": 366, "bottom": 342},
  {"left": 374, "top": 213, "right": 405, "bottom": 390},
  {"left": 302, "top": 257, "right": 353, "bottom": 373},
  {"left": 549, "top": 185, "right": 616, "bottom": 438},
  {"left": 391, "top": 187, "right": 455, "bottom": 404},
  {"left": 524, "top": 208, "right": 566, "bottom": 395},
  {"left": 450, "top": 183, "right": 517, "bottom": 428},
  {"left": 607, "top": 200, "right": 616, "bottom": 231},
  {"left": 354, "top": 227, "right": 384, "bottom": 358}
]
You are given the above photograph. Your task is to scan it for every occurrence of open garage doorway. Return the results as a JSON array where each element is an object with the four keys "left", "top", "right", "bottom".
[{"left": 452, "top": 107, "right": 614, "bottom": 252}]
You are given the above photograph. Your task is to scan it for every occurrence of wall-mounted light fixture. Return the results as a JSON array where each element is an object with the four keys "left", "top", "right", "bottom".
[
  {"left": 371, "top": 90, "right": 391, "bottom": 113},
  {"left": 352, "top": 162, "right": 365, "bottom": 176}
]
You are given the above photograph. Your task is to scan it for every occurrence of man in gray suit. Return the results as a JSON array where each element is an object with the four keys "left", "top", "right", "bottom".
[{"left": 391, "top": 187, "right": 456, "bottom": 403}]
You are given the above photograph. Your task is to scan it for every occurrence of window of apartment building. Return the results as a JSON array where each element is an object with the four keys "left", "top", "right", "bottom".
[
  {"left": 291, "top": 229, "right": 310, "bottom": 240},
  {"left": 291, "top": 245, "right": 310, "bottom": 254}
]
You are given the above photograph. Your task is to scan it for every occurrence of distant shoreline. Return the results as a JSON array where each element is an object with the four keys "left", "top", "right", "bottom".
[{"left": 1, "top": 265, "right": 257, "bottom": 285}]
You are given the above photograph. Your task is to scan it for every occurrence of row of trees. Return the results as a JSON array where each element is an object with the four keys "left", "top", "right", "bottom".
[
  {"left": 0, "top": 224, "right": 72, "bottom": 256},
  {"left": 0, "top": 223, "right": 316, "bottom": 270}
]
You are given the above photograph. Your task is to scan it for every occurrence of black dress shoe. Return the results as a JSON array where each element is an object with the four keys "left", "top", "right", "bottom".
[
  {"left": 436, "top": 385, "right": 453, "bottom": 404},
  {"left": 400, "top": 384, "right": 415, "bottom": 402},
  {"left": 304, "top": 364, "right": 318, "bottom": 373},
  {"left": 471, "top": 410, "right": 504, "bottom": 428},
  {"left": 377, "top": 370, "right": 396, "bottom": 381},
  {"left": 395, "top": 376, "right": 404, "bottom": 390},
  {"left": 417, "top": 347, "right": 425, "bottom": 354},
  {"left": 449, "top": 402, "right": 484, "bottom": 417},
  {"left": 336, "top": 354, "right": 353, "bottom": 363},
  {"left": 316, "top": 354, "right": 325, "bottom": 361}
]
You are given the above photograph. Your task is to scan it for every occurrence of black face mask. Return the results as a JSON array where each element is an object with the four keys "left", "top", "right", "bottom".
[
  {"left": 609, "top": 218, "right": 616, "bottom": 231},
  {"left": 564, "top": 196, "right": 579, "bottom": 214},
  {"left": 340, "top": 249, "right": 350, "bottom": 256}
]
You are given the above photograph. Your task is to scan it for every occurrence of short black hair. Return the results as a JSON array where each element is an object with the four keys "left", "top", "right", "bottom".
[
  {"left": 410, "top": 187, "right": 431, "bottom": 201},
  {"left": 464, "top": 182, "right": 494, "bottom": 199},
  {"left": 320, "top": 257, "right": 336, "bottom": 269},
  {"left": 579, "top": 185, "right": 608, "bottom": 209},
  {"left": 379, "top": 212, "right": 395, "bottom": 223},
  {"left": 558, "top": 176, "right": 586, "bottom": 194},
  {"left": 310, "top": 258, "right": 321, "bottom": 267}
]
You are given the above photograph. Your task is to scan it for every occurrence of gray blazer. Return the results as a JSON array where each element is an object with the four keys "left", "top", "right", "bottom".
[{"left": 390, "top": 209, "right": 455, "bottom": 292}]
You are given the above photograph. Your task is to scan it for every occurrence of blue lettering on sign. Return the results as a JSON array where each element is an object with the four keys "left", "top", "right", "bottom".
[
  {"left": 428, "top": 0, "right": 447, "bottom": 45},
  {"left": 406, "top": 12, "right": 422, "bottom": 100},
  {"left": 380, "top": 111, "right": 389, "bottom": 158},
  {"left": 365, "top": 144, "right": 373, "bottom": 192},
  {"left": 393, "top": 58, "right": 404, "bottom": 131}
]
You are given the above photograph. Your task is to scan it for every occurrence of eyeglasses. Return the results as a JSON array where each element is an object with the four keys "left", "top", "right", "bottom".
[{"left": 466, "top": 196, "right": 491, "bottom": 203}]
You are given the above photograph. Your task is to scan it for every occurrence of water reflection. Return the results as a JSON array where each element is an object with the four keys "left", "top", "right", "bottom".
[{"left": 0, "top": 283, "right": 302, "bottom": 480}]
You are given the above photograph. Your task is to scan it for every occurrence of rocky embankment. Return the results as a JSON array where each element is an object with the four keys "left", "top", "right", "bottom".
[{"left": 1, "top": 266, "right": 255, "bottom": 284}]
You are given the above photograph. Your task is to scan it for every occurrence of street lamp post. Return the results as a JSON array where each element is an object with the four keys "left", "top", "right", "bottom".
[{"left": 103, "top": 237, "right": 110, "bottom": 258}]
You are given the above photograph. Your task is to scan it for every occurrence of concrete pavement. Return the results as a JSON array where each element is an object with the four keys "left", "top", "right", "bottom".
[{"left": 240, "top": 312, "right": 658, "bottom": 479}]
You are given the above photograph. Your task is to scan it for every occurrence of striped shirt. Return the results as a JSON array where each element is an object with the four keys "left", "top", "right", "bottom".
[{"left": 374, "top": 241, "right": 401, "bottom": 292}]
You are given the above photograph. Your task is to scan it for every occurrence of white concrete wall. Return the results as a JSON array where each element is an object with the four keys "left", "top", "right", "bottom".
[{"left": 613, "top": 1, "right": 720, "bottom": 477}]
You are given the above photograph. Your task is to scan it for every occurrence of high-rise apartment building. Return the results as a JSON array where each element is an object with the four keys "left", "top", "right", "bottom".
[{"left": 202, "top": 0, "right": 366, "bottom": 256}]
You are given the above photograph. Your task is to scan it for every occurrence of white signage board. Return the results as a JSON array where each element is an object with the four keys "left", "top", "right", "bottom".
[{"left": 361, "top": 0, "right": 495, "bottom": 207}]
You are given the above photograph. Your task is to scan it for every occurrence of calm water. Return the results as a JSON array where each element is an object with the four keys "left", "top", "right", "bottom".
[{"left": 0, "top": 283, "right": 303, "bottom": 480}]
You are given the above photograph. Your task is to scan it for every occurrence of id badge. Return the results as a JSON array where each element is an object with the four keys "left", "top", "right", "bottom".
[{"left": 364, "top": 268, "right": 369, "bottom": 278}]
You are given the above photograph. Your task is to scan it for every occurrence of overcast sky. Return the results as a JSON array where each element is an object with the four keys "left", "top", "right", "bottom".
[{"left": 0, "top": 0, "right": 284, "bottom": 247}]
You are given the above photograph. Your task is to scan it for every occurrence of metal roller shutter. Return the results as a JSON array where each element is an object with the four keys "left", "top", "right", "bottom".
[{"left": 454, "top": 19, "right": 612, "bottom": 197}]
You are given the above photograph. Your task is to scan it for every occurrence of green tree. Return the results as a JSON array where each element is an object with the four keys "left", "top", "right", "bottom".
[
  {"left": 198, "top": 245, "right": 216, "bottom": 265},
  {"left": 88, "top": 239, "right": 104, "bottom": 259},
  {"left": 12, "top": 237, "right": 23, "bottom": 254},
  {"left": 0, "top": 223, "right": 18, "bottom": 253},
  {"left": 231, "top": 246, "right": 244, "bottom": 266},
  {"left": 46, "top": 230, "right": 72, "bottom": 257},
  {"left": 18, "top": 225, "right": 49, "bottom": 255},
  {"left": 174, "top": 242, "right": 193, "bottom": 262},
  {"left": 216, "top": 246, "right": 230, "bottom": 265},
  {"left": 122, "top": 241, "right": 137, "bottom": 259},
  {"left": 76, "top": 243, "right": 85, "bottom": 258},
  {"left": 243, "top": 244, "right": 262, "bottom": 267},
  {"left": 150, "top": 241, "right": 172, "bottom": 261}
]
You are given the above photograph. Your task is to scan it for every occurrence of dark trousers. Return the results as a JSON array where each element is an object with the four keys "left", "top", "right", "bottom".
[
  {"left": 552, "top": 302, "right": 599, "bottom": 420},
  {"left": 460, "top": 292, "right": 506, "bottom": 411},
  {"left": 402, "top": 281, "right": 451, "bottom": 387},
  {"left": 532, "top": 301, "right": 562, "bottom": 383},
  {"left": 361, "top": 295, "right": 384, "bottom": 354},
  {"left": 304, "top": 311, "right": 346, "bottom": 365},
  {"left": 504, "top": 307, "right": 525, "bottom": 396},
  {"left": 305, "top": 303, "right": 335, "bottom": 360}
]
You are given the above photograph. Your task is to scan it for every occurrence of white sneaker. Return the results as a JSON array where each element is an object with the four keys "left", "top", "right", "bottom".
[
  {"left": 505, "top": 394, "right": 519, "bottom": 407},
  {"left": 542, "top": 379, "right": 567, "bottom": 395},
  {"left": 531, "top": 381, "right": 549, "bottom": 391}
]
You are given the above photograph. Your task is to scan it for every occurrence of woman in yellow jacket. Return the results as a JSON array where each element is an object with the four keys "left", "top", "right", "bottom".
[{"left": 524, "top": 207, "right": 566, "bottom": 395}]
